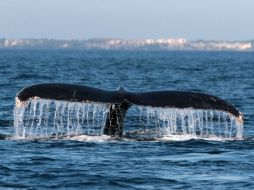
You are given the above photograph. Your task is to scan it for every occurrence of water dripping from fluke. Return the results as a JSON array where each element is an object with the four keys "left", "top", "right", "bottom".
[
  {"left": 13, "top": 97, "right": 243, "bottom": 141},
  {"left": 134, "top": 106, "right": 243, "bottom": 141},
  {"left": 13, "top": 98, "right": 110, "bottom": 139}
]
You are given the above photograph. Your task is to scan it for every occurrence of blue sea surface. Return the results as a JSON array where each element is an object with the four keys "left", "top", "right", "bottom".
[{"left": 0, "top": 50, "right": 254, "bottom": 189}]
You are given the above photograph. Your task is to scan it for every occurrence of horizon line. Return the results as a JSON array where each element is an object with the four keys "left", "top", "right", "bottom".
[{"left": 0, "top": 37, "right": 253, "bottom": 42}]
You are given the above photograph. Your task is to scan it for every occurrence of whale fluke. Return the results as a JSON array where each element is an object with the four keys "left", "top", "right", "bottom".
[
  {"left": 130, "top": 91, "right": 243, "bottom": 123},
  {"left": 16, "top": 83, "right": 243, "bottom": 136}
]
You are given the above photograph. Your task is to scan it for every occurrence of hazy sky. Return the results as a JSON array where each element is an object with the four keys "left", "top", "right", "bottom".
[{"left": 0, "top": 0, "right": 253, "bottom": 40}]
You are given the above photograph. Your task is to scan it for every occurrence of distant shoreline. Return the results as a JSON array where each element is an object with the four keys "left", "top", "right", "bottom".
[{"left": 0, "top": 38, "right": 253, "bottom": 51}]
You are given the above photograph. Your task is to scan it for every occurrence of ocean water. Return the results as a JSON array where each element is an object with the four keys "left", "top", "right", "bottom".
[{"left": 0, "top": 50, "right": 254, "bottom": 189}]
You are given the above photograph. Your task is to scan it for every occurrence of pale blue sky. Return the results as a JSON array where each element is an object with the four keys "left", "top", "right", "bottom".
[{"left": 0, "top": 0, "right": 253, "bottom": 40}]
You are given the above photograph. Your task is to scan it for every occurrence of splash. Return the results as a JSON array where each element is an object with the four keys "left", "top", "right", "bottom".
[
  {"left": 14, "top": 98, "right": 110, "bottom": 139},
  {"left": 137, "top": 106, "right": 243, "bottom": 140}
]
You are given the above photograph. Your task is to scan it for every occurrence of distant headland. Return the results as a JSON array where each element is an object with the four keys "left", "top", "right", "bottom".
[{"left": 0, "top": 38, "right": 253, "bottom": 51}]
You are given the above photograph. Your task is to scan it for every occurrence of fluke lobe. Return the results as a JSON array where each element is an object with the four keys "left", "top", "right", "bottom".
[{"left": 16, "top": 83, "right": 243, "bottom": 136}]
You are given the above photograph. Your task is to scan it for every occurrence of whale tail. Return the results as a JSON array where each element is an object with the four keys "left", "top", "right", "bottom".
[{"left": 16, "top": 83, "right": 243, "bottom": 137}]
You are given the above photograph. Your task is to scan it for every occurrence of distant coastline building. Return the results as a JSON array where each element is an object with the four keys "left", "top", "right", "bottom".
[{"left": 0, "top": 38, "right": 252, "bottom": 51}]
